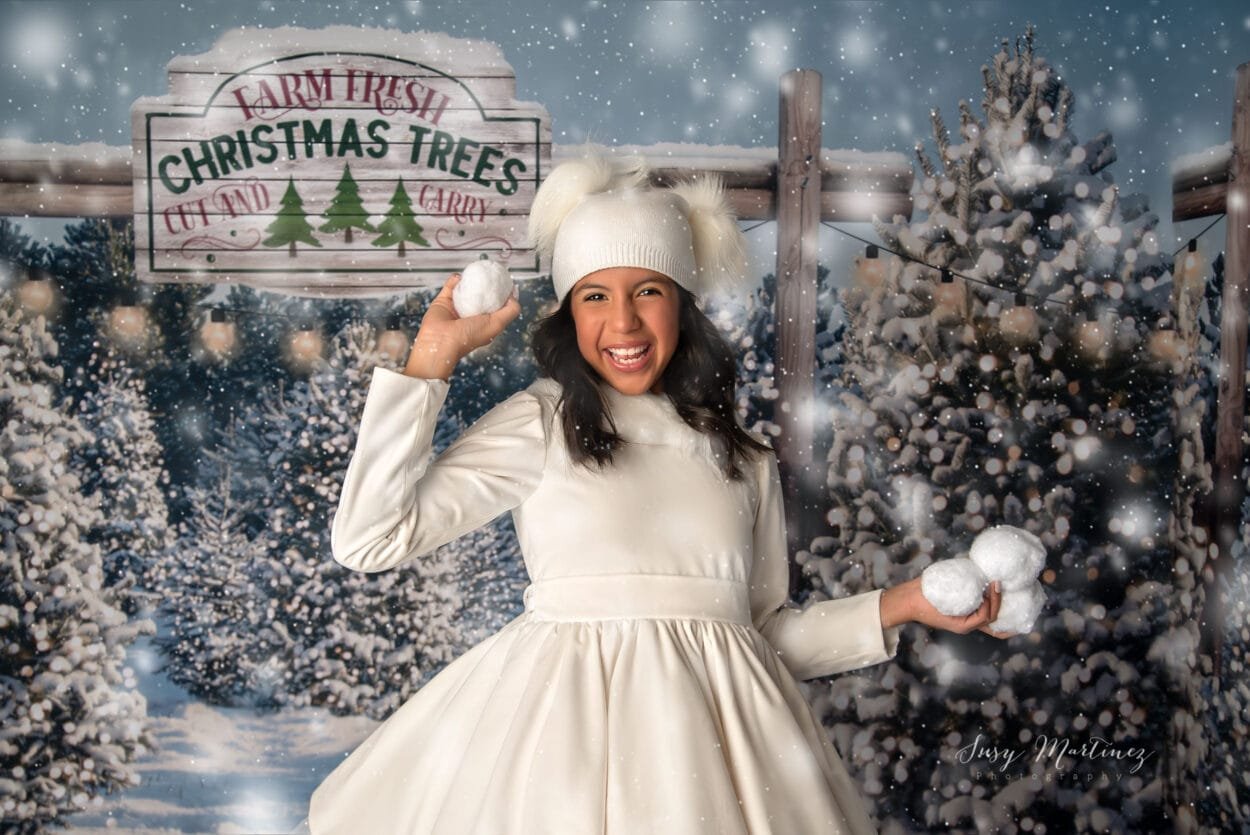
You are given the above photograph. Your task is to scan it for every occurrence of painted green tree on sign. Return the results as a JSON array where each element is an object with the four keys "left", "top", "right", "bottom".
[
  {"left": 372, "top": 178, "right": 430, "bottom": 257},
  {"left": 319, "top": 164, "right": 376, "bottom": 244},
  {"left": 263, "top": 178, "right": 322, "bottom": 257}
]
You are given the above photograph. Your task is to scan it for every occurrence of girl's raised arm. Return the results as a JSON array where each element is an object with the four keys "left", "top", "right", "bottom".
[
  {"left": 329, "top": 272, "right": 537, "bottom": 572},
  {"left": 330, "top": 369, "right": 547, "bottom": 573}
]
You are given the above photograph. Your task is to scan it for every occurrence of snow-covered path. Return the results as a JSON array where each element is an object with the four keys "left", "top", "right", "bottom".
[{"left": 62, "top": 629, "right": 379, "bottom": 834}]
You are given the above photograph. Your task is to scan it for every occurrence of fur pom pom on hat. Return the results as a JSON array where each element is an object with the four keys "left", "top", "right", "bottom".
[{"left": 527, "top": 150, "right": 749, "bottom": 303}]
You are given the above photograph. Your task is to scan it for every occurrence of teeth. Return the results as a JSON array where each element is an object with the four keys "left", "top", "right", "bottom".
[{"left": 607, "top": 346, "right": 648, "bottom": 358}]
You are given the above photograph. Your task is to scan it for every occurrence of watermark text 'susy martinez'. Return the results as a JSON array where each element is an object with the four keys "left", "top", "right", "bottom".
[{"left": 955, "top": 732, "right": 1157, "bottom": 775}]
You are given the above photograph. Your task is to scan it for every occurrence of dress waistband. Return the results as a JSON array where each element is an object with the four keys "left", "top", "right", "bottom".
[{"left": 522, "top": 574, "right": 752, "bottom": 624}]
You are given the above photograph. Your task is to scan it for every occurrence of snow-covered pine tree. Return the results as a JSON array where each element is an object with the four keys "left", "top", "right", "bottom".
[
  {"left": 0, "top": 219, "right": 43, "bottom": 280},
  {"left": 1172, "top": 251, "right": 1250, "bottom": 831},
  {"left": 1155, "top": 242, "right": 1215, "bottom": 834},
  {"left": 0, "top": 290, "right": 154, "bottom": 833},
  {"left": 46, "top": 218, "right": 210, "bottom": 527},
  {"left": 707, "top": 270, "right": 781, "bottom": 439},
  {"left": 707, "top": 265, "right": 851, "bottom": 446},
  {"left": 707, "top": 264, "right": 855, "bottom": 602},
  {"left": 72, "top": 354, "right": 175, "bottom": 616},
  {"left": 186, "top": 283, "right": 301, "bottom": 538},
  {"left": 222, "top": 320, "right": 463, "bottom": 719},
  {"left": 262, "top": 319, "right": 466, "bottom": 717},
  {"left": 154, "top": 455, "right": 285, "bottom": 705},
  {"left": 804, "top": 28, "right": 1182, "bottom": 832},
  {"left": 1206, "top": 489, "right": 1250, "bottom": 828}
]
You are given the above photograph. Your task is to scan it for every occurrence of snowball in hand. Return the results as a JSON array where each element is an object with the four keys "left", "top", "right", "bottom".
[
  {"left": 920, "top": 558, "right": 988, "bottom": 616},
  {"left": 918, "top": 525, "right": 1049, "bottom": 633},
  {"left": 988, "top": 580, "right": 1046, "bottom": 634},
  {"left": 452, "top": 259, "right": 514, "bottom": 317},
  {"left": 969, "top": 525, "right": 1047, "bottom": 591}
]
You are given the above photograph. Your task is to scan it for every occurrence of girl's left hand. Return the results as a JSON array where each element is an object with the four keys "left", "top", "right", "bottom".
[{"left": 889, "top": 576, "right": 1016, "bottom": 639}]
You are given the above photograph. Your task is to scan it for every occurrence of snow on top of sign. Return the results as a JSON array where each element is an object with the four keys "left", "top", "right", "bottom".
[
  {"left": 166, "top": 25, "right": 513, "bottom": 73},
  {"left": 0, "top": 137, "right": 132, "bottom": 166},
  {"left": 1170, "top": 141, "right": 1232, "bottom": 178},
  {"left": 553, "top": 141, "right": 910, "bottom": 172}
]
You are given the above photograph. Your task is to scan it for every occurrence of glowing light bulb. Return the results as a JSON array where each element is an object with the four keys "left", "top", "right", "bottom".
[
  {"left": 853, "top": 248, "right": 888, "bottom": 290},
  {"left": 998, "top": 292, "right": 1038, "bottom": 346},
  {"left": 16, "top": 268, "right": 58, "bottom": 316},
  {"left": 109, "top": 299, "right": 148, "bottom": 343},
  {"left": 1146, "top": 328, "right": 1185, "bottom": 370},
  {"left": 931, "top": 279, "right": 966, "bottom": 325},
  {"left": 1076, "top": 319, "right": 1110, "bottom": 362},
  {"left": 376, "top": 315, "right": 409, "bottom": 361},
  {"left": 287, "top": 324, "right": 323, "bottom": 366},
  {"left": 200, "top": 308, "right": 236, "bottom": 357}
]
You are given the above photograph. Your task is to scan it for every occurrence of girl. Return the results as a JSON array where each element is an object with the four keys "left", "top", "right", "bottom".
[{"left": 305, "top": 152, "right": 1009, "bottom": 834}]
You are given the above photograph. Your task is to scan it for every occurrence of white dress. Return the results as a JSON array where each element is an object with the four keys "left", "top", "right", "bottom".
[{"left": 307, "top": 367, "right": 901, "bottom": 834}]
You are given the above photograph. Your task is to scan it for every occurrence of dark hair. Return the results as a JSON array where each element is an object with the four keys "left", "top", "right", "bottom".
[{"left": 529, "top": 281, "right": 772, "bottom": 481}]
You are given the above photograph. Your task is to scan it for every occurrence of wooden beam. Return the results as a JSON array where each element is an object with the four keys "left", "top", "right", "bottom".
[
  {"left": 0, "top": 178, "right": 912, "bottom": 223},
  {"left": 1172, "top": 147, "right": 1230, "bottom": 193},
  {"left": 0, "top": 139, "right": 132, "bottom": 184},
  {"left": 1205, "top": 60, "right": 1250, "bottom": 686},
  {"left": 719, "top": 188, "right": 911, "bottom": 223},
  {"left": 0, "top": 141, "right": 913, "bottom": 222},
  {"left": 775, "top": 69, "right": 823, "bottom": 570},
  {"left": 1173, "top": 182, "right": 1227, "bottom": 222},
  {"left": 0, "top": 157, "right": 132, "bottom": 185},
  {"left": 1171, "top": 142, "right": 1231, "bottom": 221},
  {"left": 0, "top": 183, "right": 132, "bottom": 217},
  {"left": 1170, "top": 141, "right": 1230, "bottom": 221}
]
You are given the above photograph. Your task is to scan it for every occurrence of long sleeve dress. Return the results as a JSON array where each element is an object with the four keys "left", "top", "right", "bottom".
[{"left": 307, "top": 366, "right": 901, "bottom": 835}]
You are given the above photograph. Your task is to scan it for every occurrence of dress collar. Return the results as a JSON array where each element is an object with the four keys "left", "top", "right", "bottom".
[
  {"left": 597, "top": 381, "right": 717, "bottom": 456},
  {"left": 528, "top": 376, "right": 723, "bottom": 460}
]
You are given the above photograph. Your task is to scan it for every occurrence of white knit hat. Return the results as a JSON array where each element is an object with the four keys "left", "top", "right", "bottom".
[{"left": 527, "top": 150, "right": 749, "bottom": 304}]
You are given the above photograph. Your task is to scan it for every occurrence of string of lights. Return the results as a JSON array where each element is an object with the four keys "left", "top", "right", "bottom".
[
  {"left": 814, "top": 209, "right": 1227, "bottom": 313},
  {"left": 2, "top": 205, "right": 1229, "bottom": 359},
  {"left": 818, "top": 219, "right": 1071, "bottom": 309},
  {"left": 1171, "top": 214, "right": 1225, "bottom": 258},
  {"left": 180, "top": 209, "right": 1228, "bottom": 327}
]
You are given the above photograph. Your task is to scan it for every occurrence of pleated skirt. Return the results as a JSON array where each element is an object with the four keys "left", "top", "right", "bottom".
[{"left": 308, "top": 574, "right": 878, "bottom": 834}]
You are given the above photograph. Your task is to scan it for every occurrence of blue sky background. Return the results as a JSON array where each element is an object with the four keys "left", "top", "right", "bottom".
[{"left": 2, "top": 0, "right": 1248, "bottom": 276}]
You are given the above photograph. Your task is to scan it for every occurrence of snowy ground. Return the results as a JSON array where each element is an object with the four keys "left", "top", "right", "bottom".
[{"left": 61, "top": 627, "right": 379, "bottom": 834}]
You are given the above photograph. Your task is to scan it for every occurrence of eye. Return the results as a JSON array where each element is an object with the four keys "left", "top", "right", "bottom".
[{"left": 581, "top": 285, "right": 661, "bottom": 302}]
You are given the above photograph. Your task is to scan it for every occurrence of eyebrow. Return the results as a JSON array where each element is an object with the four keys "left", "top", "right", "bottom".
[{"left": 577, "top": 276, "right": 667, "bottom": 292}]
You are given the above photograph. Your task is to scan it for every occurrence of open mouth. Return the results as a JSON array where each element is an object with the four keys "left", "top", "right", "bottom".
[{"left": 604, "top": 344, "right": 652, "bottom": 371}]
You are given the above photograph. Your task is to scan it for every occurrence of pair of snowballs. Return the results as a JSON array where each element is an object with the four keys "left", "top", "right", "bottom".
[
  {"left": 450, "top": 261, "right": 1050, "bottom": 636},
  {"left": 921, "top": 525, "right": 1048, "bottom": 634}
]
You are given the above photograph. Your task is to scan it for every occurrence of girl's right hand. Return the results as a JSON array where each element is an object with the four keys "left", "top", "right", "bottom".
[
  {"left": 880, "top": 576, "right": 1015, "bottom": 639},
  {"left": 404, "top": 274, "right": 522, "bottom": 380}
]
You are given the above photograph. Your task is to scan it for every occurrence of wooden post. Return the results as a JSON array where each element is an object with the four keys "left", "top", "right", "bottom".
[
  {"left": 775, "top": 69, "right": 822, "bottom": 581},
  {"left": 1205, "top": 60, "right": 1250, "bottom": 683}
]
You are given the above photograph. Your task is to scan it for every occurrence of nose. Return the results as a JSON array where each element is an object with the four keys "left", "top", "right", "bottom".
[{"left": 610, "top": 295, "right": 642, "bottom": 331}]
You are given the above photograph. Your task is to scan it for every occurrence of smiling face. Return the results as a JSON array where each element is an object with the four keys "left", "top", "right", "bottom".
[{"left": 569, "top": 266, "right": 682, "bottom": 396}]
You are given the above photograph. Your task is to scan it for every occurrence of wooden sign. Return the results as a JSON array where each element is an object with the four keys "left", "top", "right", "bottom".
[{"left": 130, "top": 26, "right": 550, "bottom": 297}]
